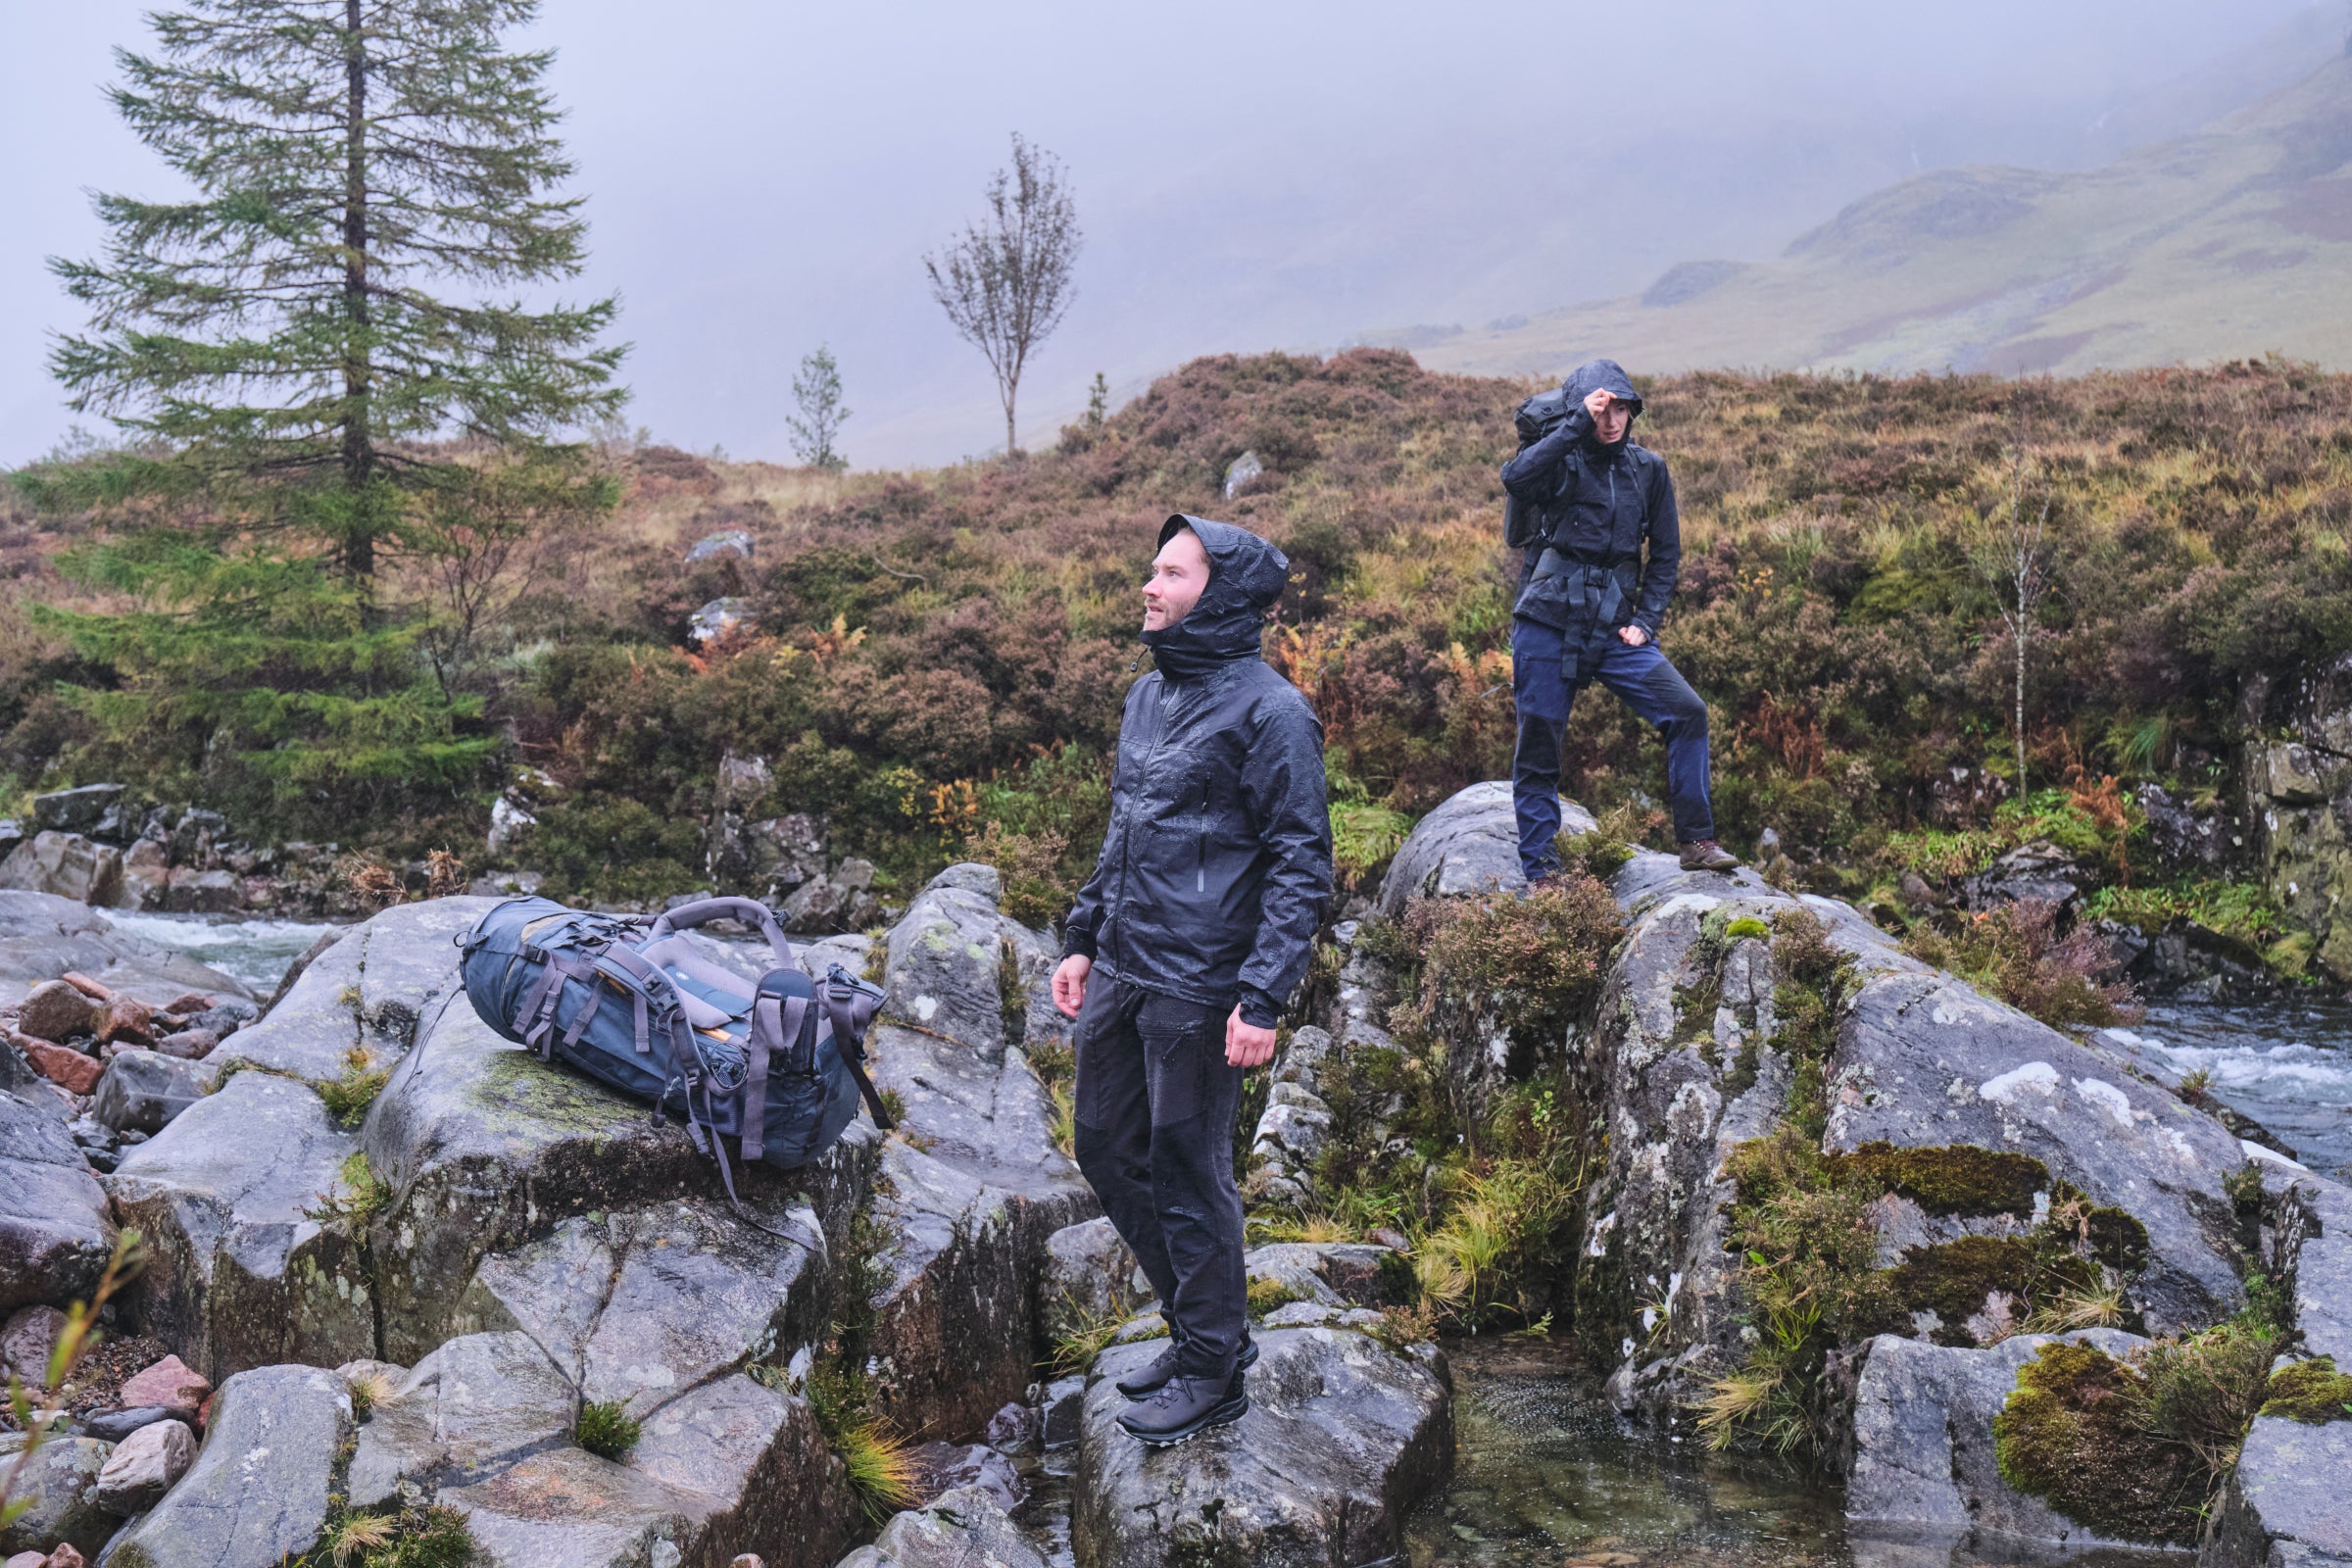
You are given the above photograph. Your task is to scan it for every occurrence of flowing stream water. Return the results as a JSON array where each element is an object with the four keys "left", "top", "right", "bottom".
[{"left": 126, "top": 914, "right": 2352, "bottom": 1562}]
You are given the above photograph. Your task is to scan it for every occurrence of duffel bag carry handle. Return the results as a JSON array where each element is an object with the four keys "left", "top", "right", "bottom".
[{"left": 649, "top": 896, "right": 794, "bottom": 968}]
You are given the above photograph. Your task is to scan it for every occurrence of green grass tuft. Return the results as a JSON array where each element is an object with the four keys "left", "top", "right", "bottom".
[{"left": 574, "top": 1398, "right": 641, "bottom": 1459}]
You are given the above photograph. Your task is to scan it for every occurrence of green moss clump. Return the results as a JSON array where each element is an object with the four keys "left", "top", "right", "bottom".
[
  {"left": 318, "top": 1046, "right": 390, "bottom": 1128},
  {"left": 1835, "top": 1142, "right": 2048, "bottom": 1216},
  {"left": 1994, "top": 1342, "right": 2202, "bottom": 1544},
  {"left": 2262, "top": 1355, "right": 2352, "bottom": 1423},
  {"left": 1247, "top": 1276, "right": 1309, "bottom": 1315},
  {"left": 574, "top": 1397, "right": 641, "bottom": 1459},
  {"left": 1723, "top": 916, "right": 1773, "bottom": 942},
  {"left": 1556, "top": 828, "right": 1634, "bottom": 880},
  {"left": 2082, "top": 1205, "right": 2152, "bottom": 1276},
  {"left": 304, "top": 1150, "right": 393, "bottom": 1230}
]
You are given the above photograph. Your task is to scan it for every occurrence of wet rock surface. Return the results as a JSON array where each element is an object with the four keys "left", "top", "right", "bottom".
[{"left": 1073, "top": 1325, "right": 1452, "bottom": 1568}]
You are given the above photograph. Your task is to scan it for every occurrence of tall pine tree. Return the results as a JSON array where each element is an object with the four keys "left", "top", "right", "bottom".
[{"left": 24, "top": 0, "right": 624, "bottom": 829}]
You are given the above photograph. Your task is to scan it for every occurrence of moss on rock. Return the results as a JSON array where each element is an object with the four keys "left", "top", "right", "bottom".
[
  {"left": 2261, "top": 1355, "right": 2352, "bottom": 1423},
  {"left": 1834, "top": 1142, "right": 2048, "bottom": 1216},
  {"left": 1993, "top": 1341, "right": 2202, "bottom": 1544}
]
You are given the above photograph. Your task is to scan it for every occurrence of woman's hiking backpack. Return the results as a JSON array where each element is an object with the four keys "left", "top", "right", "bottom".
[
  {"left": 457, "top": 895, "right": 892, "bottom": 1214},
  {"left": 1504, "top": 385, "right": 1575, "bottom": 549}
]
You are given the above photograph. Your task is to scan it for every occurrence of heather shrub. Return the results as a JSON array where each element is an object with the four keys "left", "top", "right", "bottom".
[{"left": 1904, "top": 898, "right": 2141, "bottom": 1030}]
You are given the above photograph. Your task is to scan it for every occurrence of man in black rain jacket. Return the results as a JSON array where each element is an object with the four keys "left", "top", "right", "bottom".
[
  {"left": 1052, "top": 514, "right": 1332, "bottom": 1446},
  {"left": 1500, "top": 358, "right": 1737, "bottom": 878}
]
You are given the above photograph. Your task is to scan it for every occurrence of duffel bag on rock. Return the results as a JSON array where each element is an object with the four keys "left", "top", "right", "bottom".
[{"left": 457, "top": 894, "right": 891, "bottom": 1202}]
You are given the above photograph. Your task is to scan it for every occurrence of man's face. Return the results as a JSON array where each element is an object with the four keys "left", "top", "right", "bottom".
[
  {"left": 1592, "top": 393, "right": 1634, "bottom": 445},
  {"left": 1142, "top": 526, "right": 1211, "bottom": 631}
]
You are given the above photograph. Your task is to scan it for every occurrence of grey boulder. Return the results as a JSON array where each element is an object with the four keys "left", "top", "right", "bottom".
[
  {"left": 0, "top": 1082, "right": 116, "bottom": 1312},
  {"left": 1072, "top": 1326, "right": 1451, "bottom": 1568},
  {"left": 863, "top": 867, "right": 1098, "bottom": 1438},
  {"left": 91, "top": 1416, "right": 195, "bottom": 1516},
  {"left": 0, "top": 832, "right": 125, "bottom": 907},
  {"left": 0, "top": 1434, "right": 116, "bottom": 1561},
  {"left": 0, "top": 891, "right": 249, "bottom": 1009},
  {"left": 89, "top": 1050, "right": 216, "bottom": 1136},
  {"left": 1844, "top": 1328, "right": 2149, "bottom": 1552},
  {"left": 836, "top": 1485, "right": 1047, "bottom": 1568},
  {"left": 102, "top": 1363, "right": 354, "bottom": 1568},
  {"left": 104, "top": 1069, "right": 372, "bottom": 1381},
  {"left": 1377, "top": 779, "right": 1593, "bottom": 916},
  {"left": 2203, "top": 1412, "right": 2352, "bottom": 1568}
]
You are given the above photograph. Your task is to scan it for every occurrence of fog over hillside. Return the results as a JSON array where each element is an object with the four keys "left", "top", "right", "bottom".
[{"left": 2, "top": 0, "right": 2342, "bottom": 469}]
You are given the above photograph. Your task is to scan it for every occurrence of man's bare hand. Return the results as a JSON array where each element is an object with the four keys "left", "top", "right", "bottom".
[
  {"left": 1052, "top": 955, "right": 1092, "bottom": 1019},
  {"left": 1617, "top": 624, "right": 1648, "bottom": 646},
  {"left": 1226, "top": 1007, "right": 1278, "bottom": 1068},
  {"left": 1583, "top": 387, "right": 1617, "bottom": 420}
]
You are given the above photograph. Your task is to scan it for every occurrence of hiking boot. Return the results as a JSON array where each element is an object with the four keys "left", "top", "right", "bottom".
[
  {"left": 1115, "top": 1334, "right": 1257, "bottom": 1400},
  {"left": 1115, "top": 1372, "right": 1250, "bottom": 1446},
  {"left": 1679, "top": 839, "right": 1740, "bottom": 872}
]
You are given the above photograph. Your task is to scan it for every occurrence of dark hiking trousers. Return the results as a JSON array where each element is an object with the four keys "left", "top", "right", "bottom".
[
  {"left": 1512, "top": 617, "right": 1716, "bottom": 878},
  {"left": 1070, "top": 977, "right": 1247, "bottom": 1381}
]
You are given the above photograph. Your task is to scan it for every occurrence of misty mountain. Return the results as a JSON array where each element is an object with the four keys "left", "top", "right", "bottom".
[{"left": 1413, "top": 33, "right": 2352, "bottom": 382}]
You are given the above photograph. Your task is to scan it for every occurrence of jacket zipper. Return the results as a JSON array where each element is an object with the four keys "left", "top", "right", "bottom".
[
  {"left": 1196, "top": 781, "right": 1207, "bottom": 894},
  {"left": 1112, "top": 679, "right": 1181, "bottom": 964}
]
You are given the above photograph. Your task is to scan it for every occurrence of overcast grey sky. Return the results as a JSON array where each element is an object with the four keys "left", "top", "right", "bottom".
[{"left": 1, "top": 0, "right": 2338, "bottom": 468}]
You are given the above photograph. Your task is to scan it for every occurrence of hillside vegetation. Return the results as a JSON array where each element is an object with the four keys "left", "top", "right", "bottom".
[
  {"left": 1421, "top": 52, "right": 2352, "bottom": 382},
  {"left": 4, "top": 350, "right": 2348, "bottom": 938}
]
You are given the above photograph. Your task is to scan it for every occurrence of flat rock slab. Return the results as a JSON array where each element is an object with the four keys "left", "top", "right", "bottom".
[
  {"left": 1073, "top": 1326, "right": 1451, "bottom": 1568},
  {"left": 102, "top": 1363, "right": 353, "bottom": 1568},
  {"left": 106, "top": 1069, "right": 371, "bottom": 1382},
  {"left": 349, "top": 1331, "right": 577, "bottom": 1508},
  {"left": 0, "top": 891, "right": 249, "bottom": 1009},
  {"left": 0, "top": 1435, "right": 116, "bottom": 1561},
  {"left": 0, "top": 1083, "right": 115, "bottom": 1312},
  {"left": 444, "top": 1446, "right": 695, "bottom": 1568},
  {"left": 1844, "top": 1329, "right": 2149, "bottom": 1551},
  {"left": 447, "top": 1195, "right": 834, "bottom": 1420}
]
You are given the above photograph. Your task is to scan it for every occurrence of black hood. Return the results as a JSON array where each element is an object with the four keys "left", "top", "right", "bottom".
[
  {"left": 1563, "top": 358, "right": 1642, "bottom": 452},
  {"left": 1142, "top": 514, "right": 1290, "bottom": 679}
]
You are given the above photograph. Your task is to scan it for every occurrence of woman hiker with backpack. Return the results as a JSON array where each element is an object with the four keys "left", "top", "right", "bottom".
[{"left": 1501, "top": 358, "right": 1738, "bottom": 882}]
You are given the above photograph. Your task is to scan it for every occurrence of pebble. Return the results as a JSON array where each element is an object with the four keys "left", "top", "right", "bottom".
[{"left": 118, "top": 1353, "right": 210, "bottom": 1414}]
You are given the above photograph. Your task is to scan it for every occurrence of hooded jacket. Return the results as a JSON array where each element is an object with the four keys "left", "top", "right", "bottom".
[
  {"left": 1061, "top": 515, "right": 1332, "bottom": 1027},
  {"left": 1499, "top": 358, "right": 1683, "bottom": 639}
]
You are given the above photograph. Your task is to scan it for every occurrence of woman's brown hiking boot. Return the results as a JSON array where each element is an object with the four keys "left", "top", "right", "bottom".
[{"left": 1679, "top": 839, "right": 1740, "bottom": 871}]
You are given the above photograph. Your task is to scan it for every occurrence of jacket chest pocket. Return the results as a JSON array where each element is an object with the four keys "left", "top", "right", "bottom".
[{"left": 1140, "top": 746, "right": 1218, "bottom": 892}]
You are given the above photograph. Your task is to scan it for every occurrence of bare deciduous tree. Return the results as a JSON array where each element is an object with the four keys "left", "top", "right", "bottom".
[
  {"left": 924, "top": 135, "right": 1081, "bottom": 459},
  {"left": 1975, "top": 442, "right": 2056, "bottom": 792}
]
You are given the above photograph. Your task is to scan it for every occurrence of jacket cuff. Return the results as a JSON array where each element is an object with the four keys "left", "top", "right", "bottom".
[
  {"left": 1061, "top": 926, "right": 1098, "bottom": 960},
  {"left": 1237, "top": 985, "right": 1281, "bottom": 1029}
]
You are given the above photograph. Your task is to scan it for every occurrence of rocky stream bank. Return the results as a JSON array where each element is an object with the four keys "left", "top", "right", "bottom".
[{"left": 0, "top": 781, "right": 2346, "bottom": 1568}]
